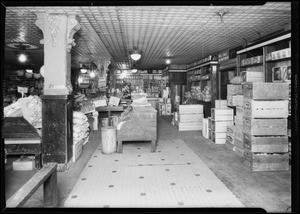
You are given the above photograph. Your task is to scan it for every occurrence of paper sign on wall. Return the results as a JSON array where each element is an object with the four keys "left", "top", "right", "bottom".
[{"left": 109, "top": 96, "right": 120, "bottom": 106}]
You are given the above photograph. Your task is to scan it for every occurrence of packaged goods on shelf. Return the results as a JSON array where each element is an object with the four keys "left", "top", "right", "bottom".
[{"left": 227, "top": 95, "right": 237, "bottom": 107}]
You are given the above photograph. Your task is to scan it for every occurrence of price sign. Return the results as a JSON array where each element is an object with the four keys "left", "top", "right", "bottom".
[{"left": 17, "top": 86, "right": 28, "bottom": 97}]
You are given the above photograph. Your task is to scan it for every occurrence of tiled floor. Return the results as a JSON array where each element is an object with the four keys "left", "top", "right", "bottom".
[{"left": 64, "top": 139, "right": 244, "bottom": 208}]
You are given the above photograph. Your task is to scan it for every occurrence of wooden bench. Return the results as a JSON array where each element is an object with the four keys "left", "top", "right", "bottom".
[{"left": 6, "top": 163, "right": 58, "bottom": 207}]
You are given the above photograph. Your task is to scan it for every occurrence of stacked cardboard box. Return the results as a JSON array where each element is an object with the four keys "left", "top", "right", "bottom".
[
  {"left": 227, "top": 84, "right": 243, "bottom": 107},
  {"left": 232, "top": 96, "right": 244, "bottom": 157},
  {"left": 242, "top": 82, "right": 289, "bottom": 171},
  {"left": 177, "top": 105, "right": 203, "bottom": 131},
  {"left": 158, "top": 98, "right": 172, "bottom": 115},
  {"left": 210, "top": 108, "right": 234, "bottom": 144}
]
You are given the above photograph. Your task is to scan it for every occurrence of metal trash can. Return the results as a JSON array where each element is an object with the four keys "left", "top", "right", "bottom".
[{"left": 101, "top": 126, "right": 116, "bottom": 154}]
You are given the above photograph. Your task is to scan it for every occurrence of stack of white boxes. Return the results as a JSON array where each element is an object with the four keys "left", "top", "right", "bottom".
[
  {"left": 177, "top": 105, "right": 203, "bottom": 131},
  {"left": 158, "top": 98, "right": 172, "bottom": 115},
  {"left": 242, "top": 82, "right": 289, "bottom": 171},
  {"left": 210, "top": 108, "right": 234, "bottom": 144}
]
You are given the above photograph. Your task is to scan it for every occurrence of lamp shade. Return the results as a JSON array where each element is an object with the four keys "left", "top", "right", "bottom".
[{"left": 130, "top": 50, "right": 141, "bottom": 61}]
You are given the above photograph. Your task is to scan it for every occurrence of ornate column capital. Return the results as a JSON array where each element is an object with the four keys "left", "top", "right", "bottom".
[
  {"left": 66, "top": 14, "right": 81, "bottom": 52},
  {"left": 35, "top": 12, "right": 45, "bottom": 45}
]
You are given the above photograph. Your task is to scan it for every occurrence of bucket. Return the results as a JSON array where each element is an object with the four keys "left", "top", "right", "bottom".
[
  {"left": 101, "top": 118, "right": 109, "bottom": 127},
  {"left": 110, "top": 116, "right": 119, "bottom": 127},
  {"left": 101, "top": 126, "right": 116, "bottom": 154}
]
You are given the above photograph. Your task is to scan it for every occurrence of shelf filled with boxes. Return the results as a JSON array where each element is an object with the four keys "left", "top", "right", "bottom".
[
  {"left": 242, "top": 82, "right": 289, "bottom": 171},
  {"left": 176, "top": 105, "right": 203, "bottom": 131},
  {"left": 210, "top": 108, "right": 234, "bottom": 144}
]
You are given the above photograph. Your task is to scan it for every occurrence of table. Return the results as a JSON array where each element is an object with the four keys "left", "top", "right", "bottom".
[
  {"left": 3, "top": 117, "right": 42, "bottom": 169},
  {"left": 116, "top": 106, "right": 157, "bottom": 153}
]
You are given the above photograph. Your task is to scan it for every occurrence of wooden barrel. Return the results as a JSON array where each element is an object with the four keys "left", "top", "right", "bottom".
[
  {"left": 101, "top": 118, "right": 109, "bottom": 127},
  {"left": 101, "top": 126, "right": 116, "bottom": 154}
]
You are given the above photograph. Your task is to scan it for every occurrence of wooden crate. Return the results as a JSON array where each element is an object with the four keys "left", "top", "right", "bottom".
[
  {"left": 177, "top": 121, "right": 202, "bottom": 131},
  {"left": 208, "top": 117, "right": 212, "bottom": 129},
  {"left": 234, "top": 138, "right": 244, "bottom": 149},
  {"left": 235, "top": 95, "right": 244, "bottom": 107},
  {"left": 235, "top": 146, "right": 244, "bottom": 157},
  {"left": 178, "top": 105, "right": 203, "bottom": 114},
  {"left": 241, "top": 71, "right": 265, "bottom": 83},
  {"left": 227, "top": 84, "right": 243, "bottom": 95},
  {"left": 211, "top": 120, "right": 234, "bottom": 132},
  {"left": 211, "top": 131, "right": 226, "bottom": 144},
  {"left": 211, "top": 108, "right": 234, "bottom": 121},
  {"left": 243, "top": 149, "right": 289, "bottom": 171},
  {"left": 202, "top": 118, "right": 209, "bottom": 138},
  {"left": 243, "top": 117, "right": 287, "bottom": 136},
  {"left": 215, "top": 100, "right": 228, "bottom": 109},
  {"left": 234, "top": 130, "right": 243, "bottom": 141},
  {"left": 242, "top": 82, "right": 289, "bottom": 100},
  {"left": 226, "top": 140, "right": 235, "bottom": 151},
  {"left": 226, "top": 133, "right": 234, "bottom": 145},
  {"left": 236, "top": 107, "right": 243, "bottom": 118},
  {"left": 208, "top": 128, "right": 212, "bottom": 140},
  {"left": 243, "top": 98, "right": 288, "bottom": 118},
  {"left": 243, "top": 133, "right": 288, "bottom": 153},
  {"left": 179, "top": 113, "right": 204, "bottom": 122},
  {"left": 226, "top": 125, "right": 235, "bottom": 136},
  {"left": 234, "top": 115, "right": 243, "bottom": 126},
  {"left": 227, "top": 95, "right": 237, "bottom": 107}
]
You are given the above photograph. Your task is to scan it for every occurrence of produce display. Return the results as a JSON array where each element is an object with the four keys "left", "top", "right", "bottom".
[
  {"left": 73, "top": 111, "right": 90, "bottom": 146},
  {"left": 230, "top": 75, "right": 244, "bottom": 85},
  {"left": 183, "top": 86, "right": 211, "bottom": 104},
  {"left": 74, "top": 92, "right": 107, "bottom": 113}
]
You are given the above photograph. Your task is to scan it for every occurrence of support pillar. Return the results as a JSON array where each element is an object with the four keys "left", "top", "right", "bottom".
[{"left": 35, "top": 11, "right": 80, "bottom": 171}]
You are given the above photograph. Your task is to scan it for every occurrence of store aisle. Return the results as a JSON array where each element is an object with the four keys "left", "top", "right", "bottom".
[{"left": 64, "top": 137, "right": 244, "bottom": 208}]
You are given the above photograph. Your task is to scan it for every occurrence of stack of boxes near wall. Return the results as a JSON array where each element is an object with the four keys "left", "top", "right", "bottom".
[
  {"left": 242, "top": 82, "right": 289, "bottom": 171},
  {"left": 226, "top": 84, "right": 244, "bottom": 155},
  {"left": 288, "top": 83, "right": 291, "bottom": 165},
  {"left": 157, "top": 97, "right": 172, "bottom": 115},
  {"left": 210, "top": 106, "right": 234, "bottom": 144},
  {"left": 177, "top": 104, "right": 203, "bottom": 131}
]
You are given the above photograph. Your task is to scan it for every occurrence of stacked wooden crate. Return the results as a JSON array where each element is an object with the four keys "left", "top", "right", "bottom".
[
  {"left": 227, "top": 84, "right": 243, "bottom": 107},
  {"left": 202, "top": 118, "right": 209, "bottom": 138},
  {"left": 210, "top": 108, "right": 234, "bottom": 144},
  {"left": 242, "top": 82, "right": 289, "bottom": 171},
  {"left": 233, "top": 95, "right": 244, "bottom": 157},
  {"left": 177, "top": 105, "right": 203, "bottom": 131},
  {"left": 225, "top": 125, "right": 235, "bottom": 151}
]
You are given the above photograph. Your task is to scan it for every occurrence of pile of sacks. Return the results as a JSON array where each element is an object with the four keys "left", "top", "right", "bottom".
[{"left": 73, "top": 111, "right": 90, "bottom": 146}]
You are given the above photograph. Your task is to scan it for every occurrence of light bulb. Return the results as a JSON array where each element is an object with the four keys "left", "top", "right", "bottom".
[
  {"left": 132, "top": 68, "right": 138, "bottom": 73},
  {"left": 18, "top": 53, "right": 27, "bottom": 63},
  {"left": 89, "top": 71, "right": 96, "bottom": 78},
  {"left": 166, "top": 59, "right": 171, "bottom": 64},
  {"left": 80, "top": 68, "right": 87, "bottom": 74}
]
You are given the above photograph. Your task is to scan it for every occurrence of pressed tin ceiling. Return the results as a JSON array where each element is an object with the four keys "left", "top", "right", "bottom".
[{"left": 4, "top": 2, "right": 291, "bottom": 71}]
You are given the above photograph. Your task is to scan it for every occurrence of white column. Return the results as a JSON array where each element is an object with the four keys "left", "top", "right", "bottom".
[{"left": 35, "top": 11, "right": 80, "bottom": 95}]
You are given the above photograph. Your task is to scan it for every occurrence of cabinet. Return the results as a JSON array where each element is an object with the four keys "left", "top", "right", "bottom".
[{"left": 186, "top": 57, "right": 218, "bottom": 114}]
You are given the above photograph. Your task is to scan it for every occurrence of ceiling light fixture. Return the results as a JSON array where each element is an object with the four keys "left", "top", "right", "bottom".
[
  {"left": 26, "top": 69, "right": 33, "bottom": 73},
  {"left": 130, "top": 48, "right": 142, "bottom": 61},
  {"left": 18, "top": 53, "right": 28, "bottom": 63},
  {"left": 166, "top": 59, "right": 171, "bottom": 64},
  {"left": 131, "top": 68, "right": 138, "bottom": 73},
  {"left": 80, "top": 68, "right": 88, "bottom": 74}
]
